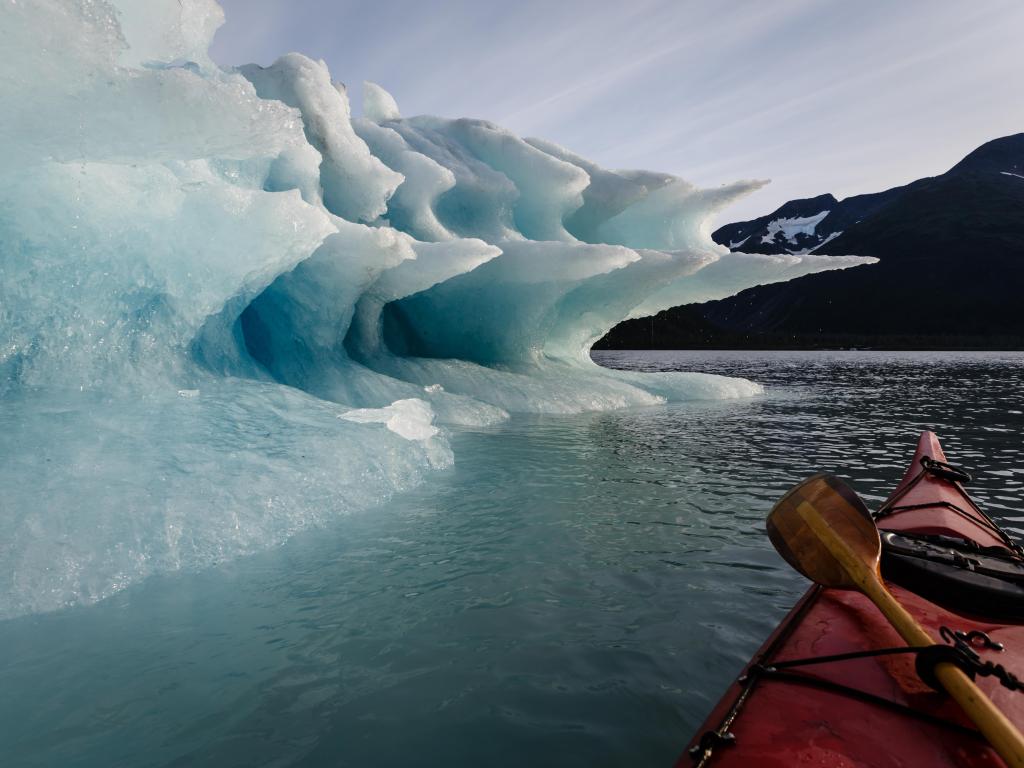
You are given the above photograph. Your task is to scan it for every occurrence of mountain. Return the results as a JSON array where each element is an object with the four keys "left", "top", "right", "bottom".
[
  {"left": 711, "top": 190, "right": 899, "bottom": 255},
  {"left": 597, "top": 133, "right": 1024, "bottom": 350}
]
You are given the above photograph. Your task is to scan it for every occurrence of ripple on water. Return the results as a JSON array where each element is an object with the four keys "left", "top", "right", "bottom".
[{"left": 0, "top": 350, "right": 1022, "bottom": 767}]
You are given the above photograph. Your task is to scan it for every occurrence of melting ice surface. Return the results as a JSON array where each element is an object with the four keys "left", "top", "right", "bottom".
[{"left": 0, "top": 0, "right": 874, "bottom": 619}]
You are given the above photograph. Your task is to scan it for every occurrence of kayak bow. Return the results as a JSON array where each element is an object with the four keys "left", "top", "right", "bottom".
[{"left": 681, "top": 431, "right": 1024, "bottom": 768}]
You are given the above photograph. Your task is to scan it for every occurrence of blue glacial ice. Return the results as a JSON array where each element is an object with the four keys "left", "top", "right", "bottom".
[{"left": 0, "top": 0, "right": 876, "bottom": 618}]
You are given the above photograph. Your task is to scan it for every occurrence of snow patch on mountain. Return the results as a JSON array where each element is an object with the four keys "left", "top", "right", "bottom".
[
  {"left": 788, "top": 230, "right": 844, "bottom": 255},
  {"left": 760, "top": 210, "right": 830, "bottom": 245}
]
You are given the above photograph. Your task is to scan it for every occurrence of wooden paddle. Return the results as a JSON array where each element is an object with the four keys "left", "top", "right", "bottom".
[{"left": 767, "top": 474, "right": 1024, "bottom": 767}]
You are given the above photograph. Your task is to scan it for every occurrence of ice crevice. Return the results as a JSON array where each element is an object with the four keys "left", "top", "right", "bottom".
[{"left": 0, "top": 0, "right": 877, "bottom": 618}]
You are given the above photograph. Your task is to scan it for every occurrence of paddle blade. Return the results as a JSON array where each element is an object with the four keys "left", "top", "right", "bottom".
[{"left": 766, "top": 474, "right": 881, "bottom": 589}]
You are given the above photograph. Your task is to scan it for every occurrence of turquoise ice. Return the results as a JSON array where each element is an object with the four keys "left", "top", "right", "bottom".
[{"left": 0, "top": 0, "right": 875, "bottom": 618}]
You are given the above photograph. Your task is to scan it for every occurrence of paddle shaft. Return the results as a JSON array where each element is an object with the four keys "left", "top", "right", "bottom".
[{"left": 796, "top": 501, "right": 1024, "bottom": 768}]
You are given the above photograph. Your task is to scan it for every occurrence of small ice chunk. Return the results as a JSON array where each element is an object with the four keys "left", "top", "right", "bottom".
[{"left": 340, "top": 398, "right": 440, "bottom": 441}]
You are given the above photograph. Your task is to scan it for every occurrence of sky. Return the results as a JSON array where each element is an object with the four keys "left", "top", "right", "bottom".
[{"left": 210, "top": 0, "right": 1024, "bottom": 223}]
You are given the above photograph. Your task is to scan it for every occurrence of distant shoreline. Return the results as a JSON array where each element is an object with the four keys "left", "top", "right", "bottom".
[{"left": 593, "top": 314, "right": 1024, "bottom": 352}]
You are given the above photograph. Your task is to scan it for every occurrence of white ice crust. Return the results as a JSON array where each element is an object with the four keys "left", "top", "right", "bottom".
[
  {"left": 0, "top": 0, "right": 877, "bottom": 618},
  {"left": 363, "top": 80, "right": 402, "bottom": 122}
]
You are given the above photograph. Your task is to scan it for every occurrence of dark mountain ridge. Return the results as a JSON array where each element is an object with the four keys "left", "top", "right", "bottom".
[{"left": 597, "top": 133, "right": 1024, "bottom": 350}]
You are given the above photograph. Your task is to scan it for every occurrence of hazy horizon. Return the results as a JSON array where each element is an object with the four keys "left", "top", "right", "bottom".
[{"left": 210, "top": 0, "right": 1024, "bottom": 224}]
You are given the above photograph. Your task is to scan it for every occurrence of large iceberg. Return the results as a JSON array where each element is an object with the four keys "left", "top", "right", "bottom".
[{"left": 0, "top": 0, "right": 875, "bottom": 618}]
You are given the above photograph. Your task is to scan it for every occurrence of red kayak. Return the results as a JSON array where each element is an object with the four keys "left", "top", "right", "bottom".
[{"left": 681, "top": 431, "right": 1024, "bottom": 768}]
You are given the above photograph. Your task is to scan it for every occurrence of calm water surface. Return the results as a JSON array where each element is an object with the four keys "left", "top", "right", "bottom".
[{"left": 2, "top": 351, "right": 1022, "bottom": 767}]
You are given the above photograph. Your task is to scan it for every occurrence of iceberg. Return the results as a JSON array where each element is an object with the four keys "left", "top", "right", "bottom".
[{"left": 0, "top": 0, "right": 875, "bottom": 618}]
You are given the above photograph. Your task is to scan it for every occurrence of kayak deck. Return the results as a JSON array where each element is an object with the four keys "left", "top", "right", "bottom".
[
  {"left": 876, "top": 431, "right": 1017, "bottom": 552},
  {"left": 681, "top": 432, "right": 1024, "bottom": 768}
]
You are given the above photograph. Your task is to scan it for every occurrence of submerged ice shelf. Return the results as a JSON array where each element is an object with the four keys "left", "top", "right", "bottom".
[{"left": 0, "top": 0, "right": 875, "bottom": 618}]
